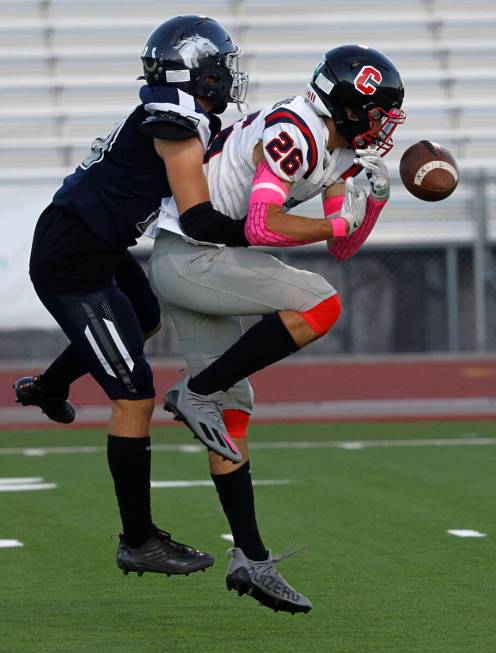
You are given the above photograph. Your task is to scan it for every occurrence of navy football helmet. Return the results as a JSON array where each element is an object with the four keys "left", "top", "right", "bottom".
[
  {"left": 306, "top": 45, "right": 406, "bottom": 154},
  {"left": 140, "top": 15, "right": 248, "bottom": 114}
]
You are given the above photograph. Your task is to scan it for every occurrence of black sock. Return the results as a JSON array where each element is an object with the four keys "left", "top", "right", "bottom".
[
  {"left": 212, "top": 461, "right": 268, "bottom": 561},
  {"left": 41, "top": 345, "right": 88, "bottom": 398},
  {"left": 189, "top": 313, "right": 299, "bottom": 395},
  {"left": 107, "top": 434, "right": 153, "bottom": 548}
]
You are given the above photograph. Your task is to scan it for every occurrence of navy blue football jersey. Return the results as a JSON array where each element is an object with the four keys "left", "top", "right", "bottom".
[{"left": 52, "top": 86, "right": 220, "bottom": 247}]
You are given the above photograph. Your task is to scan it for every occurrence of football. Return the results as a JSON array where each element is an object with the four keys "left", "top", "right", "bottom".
[{"left": 399, "top": 141, "right": 459, "bottom": 201}]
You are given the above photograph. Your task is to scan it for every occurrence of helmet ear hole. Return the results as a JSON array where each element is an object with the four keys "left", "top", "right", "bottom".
[{"left": 345, "top": 107, "right": 359, "bottom": 122}]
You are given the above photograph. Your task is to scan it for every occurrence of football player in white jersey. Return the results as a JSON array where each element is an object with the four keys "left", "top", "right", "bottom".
[{"left": 148, "top": 45, "right": 406, "bottom": 614}]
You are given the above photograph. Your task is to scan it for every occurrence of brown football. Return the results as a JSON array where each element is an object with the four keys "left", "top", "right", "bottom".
[{"left": 399, "top": 141, "right": 459, "bottom": 201}]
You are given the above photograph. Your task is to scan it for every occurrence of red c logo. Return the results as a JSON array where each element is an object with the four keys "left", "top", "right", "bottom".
[{"left": 354, "top": 66, "right": 382, "bottom": 95}]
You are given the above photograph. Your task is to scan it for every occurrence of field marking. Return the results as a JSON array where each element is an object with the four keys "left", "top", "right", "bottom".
[
  {"left": 0, "top": 477, "right": 57, "bottom": 492},
  {"left": 151, "top": 480, "right": 289, "bottom": 489},
  {"left": 0, "top": 437, "right": 495, "bottom": 458},
  {"left": 0, "top": 477, "right": 45, "bottom": 483},
  {"left": 0, "top": 540, "right": 23, "bottom": 548},
  {"left": 447, "top": 529, "right": 487, "bottom": 538}
]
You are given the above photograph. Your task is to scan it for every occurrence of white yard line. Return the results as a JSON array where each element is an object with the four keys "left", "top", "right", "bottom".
[
  {"left": 0, "top": 477, "right": 57, "bottom": 491},
  {"left": 0, "top": 540, "right": 24, "bottom": 548},
  {"left": 0, "top": 437, "right": 495, "bottom": 457},
  {"left": 447, "top": 529, "right": 487, "bottom": 538},
  {"left": 151, "top": 480, "right": 289, "bottom": 489}
]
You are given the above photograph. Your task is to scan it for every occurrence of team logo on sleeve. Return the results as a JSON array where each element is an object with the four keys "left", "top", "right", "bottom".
[
  {"left": 174, "top": 36, "right": 219, "bottom": 68},
  {"left": 353, "top": 66, "right": 382, "bottom": 95}
]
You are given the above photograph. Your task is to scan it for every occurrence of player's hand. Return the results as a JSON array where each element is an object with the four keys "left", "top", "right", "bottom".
[
  {"left": 341, "top": 177, "right": 367, "bottom": 235},
  {"left": 354, "top": 148, "right": 390, "bottom": 202}
]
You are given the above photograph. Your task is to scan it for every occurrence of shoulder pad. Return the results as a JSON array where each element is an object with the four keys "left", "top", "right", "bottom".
[
  {"left": 139, "top": 85, "right": 212, "bottom": 150},
  {"left": 139, "top": 111, "right": 199, "bottom": 141}
]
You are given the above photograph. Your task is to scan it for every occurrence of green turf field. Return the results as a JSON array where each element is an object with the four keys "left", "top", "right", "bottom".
[{"left": 1, "top": 421, "right": 495, "bottom": 653}]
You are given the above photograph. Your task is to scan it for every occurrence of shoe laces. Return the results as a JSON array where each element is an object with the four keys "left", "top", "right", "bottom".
[
  {"left": 227, "top": 545, "right": 307, "bottom": 571},
  {"left": 252, "top": 547, "right": 307, "bottom": 578},
  {"left": 187, "top": 388, "right": 224, "bottom": 419},
  {"left": 271, "top": 544, "right": 307, "bottom": 564},
  {"left": 153, "top": 527, "right": 199, "bottom": 554}
]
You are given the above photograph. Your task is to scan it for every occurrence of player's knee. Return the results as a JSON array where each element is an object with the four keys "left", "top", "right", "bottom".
[
  {"left": 299, "top": 294, "right": 342, "bottom": 338},
  {"left": 223, "top": 409, "right": 250, "bottom": 439}
]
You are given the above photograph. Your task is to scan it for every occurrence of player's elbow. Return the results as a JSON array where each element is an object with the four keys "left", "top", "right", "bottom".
[{"left": 245, "top": 200, "right": 301, "bottom": 247}]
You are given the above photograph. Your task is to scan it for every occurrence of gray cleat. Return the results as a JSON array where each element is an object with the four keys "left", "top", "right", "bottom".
[
  {"left": 163, "top": 377, "right": 241, "bottom": 463},
  {"left": 226, "top": 547, "right": 313, "bottom": 614},
  {"left": 117, "top": 527, "right": 215, "bottom": 576}
]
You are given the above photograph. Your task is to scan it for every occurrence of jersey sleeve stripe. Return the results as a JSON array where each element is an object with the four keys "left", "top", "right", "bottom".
[
  {"left": 264, "top": 109, "right": 318, "bottom": 179},
  {"left": 204, "top": 125, "right": 234, "bottom": 163},
  {"left": 341, "top": 164, "right": 362, "bottom": 179}
]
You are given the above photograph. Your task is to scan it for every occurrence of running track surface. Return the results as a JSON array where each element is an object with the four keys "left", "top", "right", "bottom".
[{"left": 1, "top": 357, "right": 496, "bottom": 426}]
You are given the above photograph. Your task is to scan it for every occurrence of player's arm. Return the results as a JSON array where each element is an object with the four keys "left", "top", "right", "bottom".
[
  {"left": 328, "top": 149, "right": 390, "bottom": 260},
  {"left": 153, "top": 137, "right": 249, "bottom": 246},
  {"left": 245, "top": 142, "right": 366, "bottom": 246},
  {"left": 138, "top": 104, "right": 248, "bottom": 246}
]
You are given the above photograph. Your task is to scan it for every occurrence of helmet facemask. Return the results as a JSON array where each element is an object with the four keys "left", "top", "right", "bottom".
[
  {"left": 224, "top": 48, "right": 249, "bottom": 109},
  {"left": 190, "top": 48, "right": 248, "bottom": 114},
  {"left": 346, "top": 106, "right": 406, "bottom": 155}
]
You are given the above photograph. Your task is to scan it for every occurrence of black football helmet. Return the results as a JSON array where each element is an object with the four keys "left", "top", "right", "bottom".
[
  {"left": 306, "top": 45, "right": 406, "bottom": 154},
  {"left": 140, "top": 15, "right": 248, "bottom": 114}
]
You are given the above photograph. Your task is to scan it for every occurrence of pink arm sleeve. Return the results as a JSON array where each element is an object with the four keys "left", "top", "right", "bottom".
[
  {"left": 244, "top": 161, "right": 316, "bottom": 247},
  {"left": 328, "top": 195, "right": 387, "bottom": 260}
]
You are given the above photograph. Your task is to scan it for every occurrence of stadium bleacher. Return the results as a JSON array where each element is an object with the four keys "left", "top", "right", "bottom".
[{"left": 0, "top": 0, "right": 495, "bottom": 248}]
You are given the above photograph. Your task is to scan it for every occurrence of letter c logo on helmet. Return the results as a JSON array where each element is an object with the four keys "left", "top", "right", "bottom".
[{"left": 353, "top": 66, "right": 382, "bottom": 95}]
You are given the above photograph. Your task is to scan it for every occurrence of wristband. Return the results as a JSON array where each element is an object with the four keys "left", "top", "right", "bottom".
[{"left": 329, "top": 217, "right": 348, "bottom": 237}]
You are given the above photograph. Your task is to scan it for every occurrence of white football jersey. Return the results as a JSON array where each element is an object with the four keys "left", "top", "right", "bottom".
[
  {"left": 149, "top": 96, "right": 358, "bottom": 243},
  {"left": 206, "top": 96, "right": 356, "bottom": 220}
]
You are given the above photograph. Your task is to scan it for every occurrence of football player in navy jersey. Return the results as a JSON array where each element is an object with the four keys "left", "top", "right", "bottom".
[{"left": 14, "top": 15, "right": 249, "bottom": 578}]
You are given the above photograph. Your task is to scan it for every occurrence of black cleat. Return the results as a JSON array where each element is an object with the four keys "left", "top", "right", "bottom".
[
  {"left": 116, "top": 527, "right": 215, "bottom": 576},
  {"left": 13, "top": 375, "right": 75, "bottom": 424}
]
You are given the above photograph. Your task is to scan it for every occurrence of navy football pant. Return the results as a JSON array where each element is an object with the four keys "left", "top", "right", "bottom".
[
  {"left": 33, "top": 279, "right": 155, "bottom": 400},
  {"left": 39, "top": 250, "right": 161, "bottom": 399},
  {"left": 30, "top": 205, "right": 155, "bottom": 401}
]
